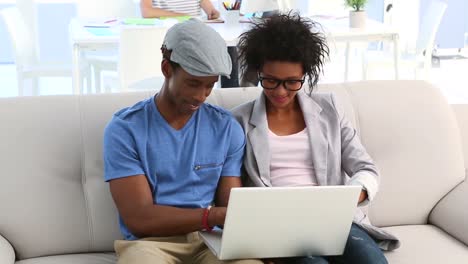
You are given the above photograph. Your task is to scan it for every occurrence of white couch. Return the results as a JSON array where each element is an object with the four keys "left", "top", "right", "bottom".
[{"left": 0, "top": 80, "right": 467, "bottom": 263}]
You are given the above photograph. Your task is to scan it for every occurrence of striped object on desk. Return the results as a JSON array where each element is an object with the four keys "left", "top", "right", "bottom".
[{"left": 152, "top": 0, "right": 202, "bottom": 17}]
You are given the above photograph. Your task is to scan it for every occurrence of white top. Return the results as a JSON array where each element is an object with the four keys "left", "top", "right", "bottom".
[
  {"left": 268, "top": 127, "right": 318, "bottom": 187},
  {"left": 152, "top": 0, "right": 202, "bottom": 17}
]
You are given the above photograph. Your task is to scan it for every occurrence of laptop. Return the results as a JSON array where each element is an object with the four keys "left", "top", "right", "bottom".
[{"left": 199, "top": 186, "right": 361, "bottom": 260}]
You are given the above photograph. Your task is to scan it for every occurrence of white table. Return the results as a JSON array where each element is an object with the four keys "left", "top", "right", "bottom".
[
  {"left": 69, "top": 17, "right": 399, "bottom": 94},
  {"left": 69, "top": 19, "right": 251, "bottom": 94},
  {"left": 315, "top": 17, "right": 400, "bottom": 82}
]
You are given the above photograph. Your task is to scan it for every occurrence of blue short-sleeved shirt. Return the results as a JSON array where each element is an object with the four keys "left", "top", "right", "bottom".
[{"left": 103, "top": 96, "right": 245, "bottom": 240}]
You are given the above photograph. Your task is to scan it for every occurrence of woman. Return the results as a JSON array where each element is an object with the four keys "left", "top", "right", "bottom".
[
  {"left": 232, "top": 13, "right": 399, "bottom": 264},
  {"left": 140, "top": 0, "right": 220, "bottom": 20}
]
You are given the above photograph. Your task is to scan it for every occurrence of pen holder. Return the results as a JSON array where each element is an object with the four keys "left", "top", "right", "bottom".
[{"left": 223, "top": 10, "right": 240, "bottom": 25}]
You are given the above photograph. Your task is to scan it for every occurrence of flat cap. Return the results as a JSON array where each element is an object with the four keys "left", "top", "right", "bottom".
[{"left": 163, "top": 19, "right": 232, "bottom": 77}]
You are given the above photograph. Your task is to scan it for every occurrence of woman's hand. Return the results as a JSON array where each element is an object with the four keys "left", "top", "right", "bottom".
[{"left": 358, "top": 190, "right": 368, "bottom": 204}]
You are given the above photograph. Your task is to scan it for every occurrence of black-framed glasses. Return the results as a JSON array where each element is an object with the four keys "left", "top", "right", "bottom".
[{"left": 258, "top": 73, "right": 306, "bottom": 91}]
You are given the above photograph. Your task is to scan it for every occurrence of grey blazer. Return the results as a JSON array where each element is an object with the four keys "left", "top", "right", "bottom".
[{"left": 232, "top": 91, "right": 400, "bottom": 251}]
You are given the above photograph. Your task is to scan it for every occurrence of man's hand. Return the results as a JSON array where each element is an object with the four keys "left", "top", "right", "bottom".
[
  {"left": 358, "top": 190, "right": 368, "bottom": 204},
  {"left": 207, "top": 176, "right": 241, "bottom": 228}
]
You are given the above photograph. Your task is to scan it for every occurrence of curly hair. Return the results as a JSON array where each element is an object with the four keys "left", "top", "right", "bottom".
[{"left": 237, "top": 12, "right": 329, "bottom": 93}]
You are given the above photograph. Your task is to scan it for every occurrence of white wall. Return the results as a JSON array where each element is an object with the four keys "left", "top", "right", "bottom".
[
  {"left": 308, "top": 0, "right": 348, "bottom": 16},
  {"left": 384, "top": 0, "right": 421, "bottom": 52}
]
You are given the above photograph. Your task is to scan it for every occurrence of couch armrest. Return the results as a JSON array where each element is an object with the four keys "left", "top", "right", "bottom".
[
  {"left": 432, "top": 104, "right": 468, "bottom": 244},
  {"left": 429, "top": 180, "right": 468, "bottom": 245},
  {"left": 452, "top": 104, "right": 468, "bottom": 168},
  {"left": 0, "top": 234, "right": 15, "bottom": 264}
]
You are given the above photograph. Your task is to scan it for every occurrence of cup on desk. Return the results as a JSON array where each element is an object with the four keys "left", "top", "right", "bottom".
[{"left": 223, "top": 10, "right": 240, "bottom": 25}]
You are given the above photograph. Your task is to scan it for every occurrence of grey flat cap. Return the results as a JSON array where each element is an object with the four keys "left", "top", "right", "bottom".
[{"left": 163, "top": 19, "right": 232, "bottom": 77}]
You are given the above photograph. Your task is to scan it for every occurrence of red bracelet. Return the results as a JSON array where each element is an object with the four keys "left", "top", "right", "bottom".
[{"left": 202, "top": 206, "right": 213, "bottom": 232}]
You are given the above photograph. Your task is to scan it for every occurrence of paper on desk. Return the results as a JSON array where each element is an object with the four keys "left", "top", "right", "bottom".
[
  {"left": 203, "top": 18, "right": 225, "bottom": 23},
  {"left": 83, "top": 19, "right": 119, "bottom": 28},
  {"left": 239, "top": 16, "right": 261, "bottom": 23},
  {"left": 86, "top": 27, "right": 117, "bottom": 36},
  {"left": 204, "top": 16, "right": 253, "bottom": 24},
  {"left": 122, "top": 18, "right": 164, "bottom": 26},
  {"left": 159, "top": 16, "right": 192, "bottom": 22}
]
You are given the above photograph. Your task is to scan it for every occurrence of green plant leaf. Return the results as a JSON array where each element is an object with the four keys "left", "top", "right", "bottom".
[{"left": 345, "top": 0, "right": 368, "bottom": 11}]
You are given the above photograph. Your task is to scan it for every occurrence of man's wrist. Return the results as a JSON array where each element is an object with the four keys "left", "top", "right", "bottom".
[
  {"left": 207, "top": 206, "right": 218, "bottom": 227},
  {"left": 201, "top": 206, "right": 213, "bottom": 232}
]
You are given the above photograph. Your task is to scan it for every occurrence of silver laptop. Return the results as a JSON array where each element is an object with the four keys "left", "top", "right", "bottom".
[{"left": 199, "top": 186, "right": 361, "bottom": 260}]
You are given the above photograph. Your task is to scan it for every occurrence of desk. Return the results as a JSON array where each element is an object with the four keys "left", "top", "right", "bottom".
[
  {"left": 69, "top": 18, "right": 399, "bottom": 94},
  {"left": 69, "top": 19, "right": 251, "bottom": 94},
  {"left": 315, "top": 17, "right": 400, "bottom": 81}
]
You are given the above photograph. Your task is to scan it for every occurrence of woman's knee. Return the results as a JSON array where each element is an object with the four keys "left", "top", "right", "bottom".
[
  {"left": 351, "top": 250, "right": 387, "bottom": 264},
  {"left": 343, "top": 225, "right": 388, "bottom": 264}
]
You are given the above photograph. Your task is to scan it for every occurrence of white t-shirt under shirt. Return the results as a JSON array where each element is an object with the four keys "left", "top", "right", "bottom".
[
  {"left": 268, "top": 127, "right": 318, "bottom": 187},
  {"left": 152, "top": 0, "right": 202, "bottom": 17}
]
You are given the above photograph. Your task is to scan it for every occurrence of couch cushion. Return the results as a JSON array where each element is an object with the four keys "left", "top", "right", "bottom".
[
  {"left": 316, "top": 83, "right": 358, "bottom": 129},
  {"left": 382, "top": 225, "right": 468, "bottom": 263},
  {"left": 429, "top": 180, "right": 468, "bottom": 246},
  {"left": 15, "top": 253, "right": 116, "bottom": 264},
  {"left": 0, "top": 93, "right": 152, "bottom": 259},
  {"left": 452, "top": 104, "right": 468, "bottom": 175},
  {"left": 205, "top": 86, "right": 262, "bottom": 109},
  {"left": 343, "top": 81, "right": 465, "bottom": 226},
  {"left": 0, "top": 96, "right": 91, "bottom": 259}
]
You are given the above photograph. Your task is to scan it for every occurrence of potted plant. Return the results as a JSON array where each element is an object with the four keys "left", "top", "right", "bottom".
[{"left": 345, "top": 0, "right": 368, "bottom": 28}]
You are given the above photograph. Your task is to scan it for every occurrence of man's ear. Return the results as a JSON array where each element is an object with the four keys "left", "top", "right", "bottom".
[{"left": 161, "top": 59, "right": 172, "bottom": 79}]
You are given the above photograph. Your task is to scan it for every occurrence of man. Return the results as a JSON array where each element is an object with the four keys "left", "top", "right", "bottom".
[
  {"left": 140, "top": 0, "right": 220, "bottom": 20},
  {"left": 104, "top": 19, "right": 261, "bottom": 264}
]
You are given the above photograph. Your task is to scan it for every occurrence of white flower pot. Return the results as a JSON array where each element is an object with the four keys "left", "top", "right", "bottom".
[{"left": 349, "top": 10, "right": 366, "bottom": 28}]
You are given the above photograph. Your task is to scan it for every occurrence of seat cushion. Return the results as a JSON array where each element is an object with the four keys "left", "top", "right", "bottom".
[
  {"left": 15, "top": 253, "right": 116, "bottom": 264},
  {"left": 346, "top": 81, "right": 465, "bottom": 226},
  {"left": 382, "top": 225, "right": 468, "bottom": 263}
]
